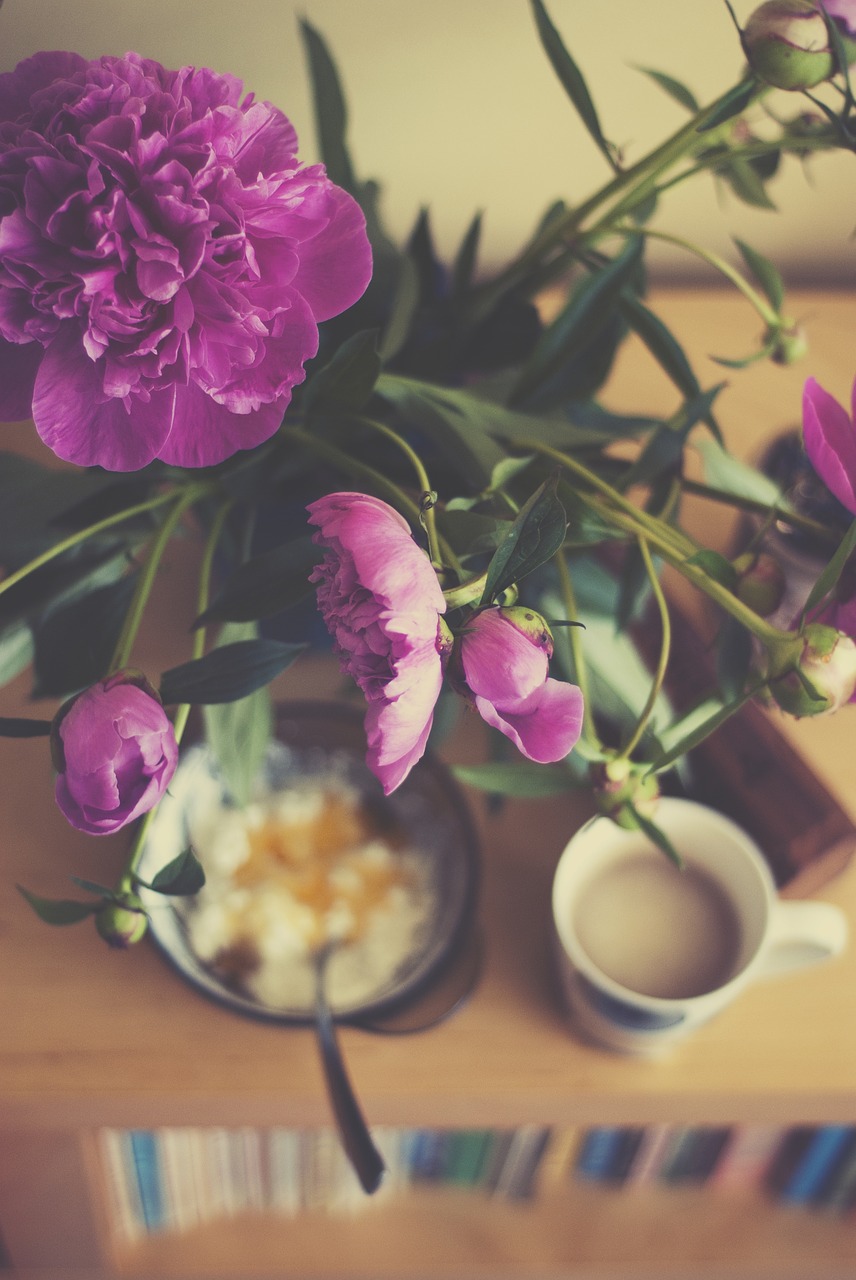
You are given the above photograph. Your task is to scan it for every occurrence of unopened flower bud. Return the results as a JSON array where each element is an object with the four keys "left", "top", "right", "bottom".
[
  {"left": 589, "top": 757, "right": 661, "bottom": 829},
  {"left": 769, "top": 322, "right": 809, "bottom": 365},
  {"left": 742, "top": 1, "right": 834, "bottom": 90},
  {"left": 733, "top": 552, "right": 787, "bottom": 617},
  {"left": 95, "top": 895, "right": 148, "bottom": 949},
  {"left": 768, "top": 622, "right": 856, "bottom": 715}
]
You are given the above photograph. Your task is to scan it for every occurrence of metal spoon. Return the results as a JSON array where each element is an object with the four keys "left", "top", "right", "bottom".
[{"left": 312, "top": 943, "right": 386, "bottom": 1195}]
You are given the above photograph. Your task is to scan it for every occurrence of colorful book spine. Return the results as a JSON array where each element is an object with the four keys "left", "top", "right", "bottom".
[{"left": 777, "top": 1126, "right": 854, "bottom": 1206}]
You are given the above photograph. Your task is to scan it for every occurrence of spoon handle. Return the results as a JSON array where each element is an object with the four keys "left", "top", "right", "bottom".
[{"left": 314, "top": 977, "right": 386, "bottom": 1194}]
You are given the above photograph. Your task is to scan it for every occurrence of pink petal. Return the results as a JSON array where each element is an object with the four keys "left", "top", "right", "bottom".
[
  {"left": 0, "top": 336, "right": 41, "bottom": 421},
  {"left": 156, "top": 381, "right": 286, "bottom": 467},
  {"left": 32, "top": 327, "right": 174, "bottom": 469},
  {"left": 461, "top": 609, "right": 547, "bottom": 703},
  {"left": 474, "top": 679, "right": 584, "bottom": 763},
  {"left": 291, "top": 184, "right": 373, "bottom": 322},
  {"left": 802, "top": 377, "right": 856, "bottom": 516}
]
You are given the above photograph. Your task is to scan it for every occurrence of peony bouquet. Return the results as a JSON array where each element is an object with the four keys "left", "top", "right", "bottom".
[{"left": 2, "top": 0, "right": 856, "bottom": 944}]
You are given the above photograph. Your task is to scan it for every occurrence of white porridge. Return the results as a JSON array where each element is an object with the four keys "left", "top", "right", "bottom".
[{"left": 179, "top": 773, "right": 437, "bottom": 1013}]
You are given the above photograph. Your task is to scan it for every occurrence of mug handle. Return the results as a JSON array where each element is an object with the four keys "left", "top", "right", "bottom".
[{"left": 756, "top": 900, "right": 848, "bottom": 979}]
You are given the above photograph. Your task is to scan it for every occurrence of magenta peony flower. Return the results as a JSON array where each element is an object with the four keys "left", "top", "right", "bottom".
[
  {"left": 823, "top": 0, "right": 856, "bottom": 38},
  {"left": 458, "top": 606, "right": 584, "bottom": 763},
  {"left": 0, "top": 51, "right": 372, "bottom": 470},
  {"left": 307, "top": 492, "right": 450, "bottom": 794},
  {"left": 52, "top": 671, "right": 178, "bottom": 834},
  {"left": 802, "top": 377, "right": 856, "bottom": 515}
]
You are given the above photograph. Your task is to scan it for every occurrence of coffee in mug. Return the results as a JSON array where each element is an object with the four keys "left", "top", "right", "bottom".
[
  {"left": 572, "top": 853, "right": 742, "bottom": 1000},
  {"left": 552, "top": 798, "right": 848, "bottom": 1055}
]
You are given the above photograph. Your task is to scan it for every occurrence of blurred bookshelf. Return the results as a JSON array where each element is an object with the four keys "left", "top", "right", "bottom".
[{"left": 2, "top": 293, "right": 856, "bottom": 1279}]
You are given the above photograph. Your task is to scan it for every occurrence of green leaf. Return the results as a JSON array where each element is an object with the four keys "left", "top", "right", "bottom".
[
  {"left": 0, "top": 544, "right": 134, "bottom": 632},
  {"left": 734, "top": 238, "right": 785, "bottom": 311},
  {"left": 139, "top": 847, "right": 206, "bottom": 897},
  {"left": 646, "top": 685, "right": 759, "bottom": 774},
  {"left": 0, "top": 620, "right": 33, "bottom": 690},
  {"left": 630, "top": 807, "right": 683, "bottom": 867},
  {"left": 31, "top": 572, "right": 137, "bottom": 699},
  {"left": 303, "top": 329, "right": 381, "bottom": 417},
  {"left": 802, "top": 517, "right": 856, "bottom": 617},
  {"left": 480, "top": 474, "right": 567, "bottom": 605},
  {"left": 635, "top": 65, "right": 699, "bottom": 112},
  {"left": 717, "top": 155, "right": 777, "bottom": 210},
  {"left": 299, "top": 19, "right": 357, "bottom": 191},
  {"left": 196, "top": 537, "right": 322, "bottom": 628},
  {"left": 0, "top": 716, "right": 51, "bottom": 737},
  {"left": 0, "top": 454, "right": 113, "bottom": 563},
  {"left": 159, "top": 639, "right": 305, "bottom": 706},
  {"left": 202, "top": 623, "right": 274, "bottom": 808},
  {"left": 683, "top": 549, "right": 738, "bottom": 591},
  {"left": 694, "top": 438, "right": 790, "bottom": 508},
  {"left": 510, "top": 236, "right": 644, "bottom": 406},
  {"left": 618, "top": 293, "right": 721, "bottom": 439},
  {"left": 374, "top": 375, "right": 506, "bottom": 488},
  {"left": 451, "top": 211, "right": 483, "bottom": 298},
  {"left": 70, "top": 877, "right": 113, "bottom": 896},
  {"left": 17, "top": 885, "right": 100, "bottom": 926},
  {"left": 716, "top": 615, "right": 754, "bottom": 702},
  {"left": 697, "top": 78, "right": 760, "bottom": 133},
  {"left": 452, "top": 760, "right": 576, "bottom": 797},
  {"left": 378, "top": 256, "right": 420, "bottom": 363},
  {"left": 530, "top": 0, "right": 619, "bottom": 171}
]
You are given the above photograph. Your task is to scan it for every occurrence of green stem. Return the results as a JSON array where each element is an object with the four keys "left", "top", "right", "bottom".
[
  {"left": 117, "top": 808, "right": 158, "bottom": 897},
  {"left": 355, "top": 416, "right": 443, "bottom": 568},
  {"left": 619, "top": 537, "right": 671, "bottom": 761},
  {"left": 277, "top": 424, "right": 461, "bottom": 574},
  {"left": 118, "top": 499, "right": 232, "bottom": 897},
  {"left": 581, "top": 490, "right": 786, "bottom": 645},
  {"left": 110, "top": 487, "right": 206, "bottom": 674},
  {"left": 470, "top": 75, "right": 760, "bottom": 314},
  {"left": 519, "top": 440, "right": 698, "bottom": 559},
  {"left": 613, "top": 225, "right": 784, "bottom": 328},
  {"left": 171, "top": 499, "right": 234, "bottom": 748},
  {"left": 0, "top": 488, "right": 181, "bottom": 601},
  {"left": 554, "top": 551, "right": 597, "bottom": 748},
  {"left": 679, "top": 476, "right": 838, "bottom": 545}
]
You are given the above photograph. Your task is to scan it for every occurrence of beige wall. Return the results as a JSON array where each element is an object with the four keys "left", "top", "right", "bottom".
[{"left": 1, "top": 0, "right": 854, "bottom": 284}]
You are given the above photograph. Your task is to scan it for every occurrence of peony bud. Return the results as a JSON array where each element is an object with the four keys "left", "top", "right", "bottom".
[
  {"left": 733, "top": 551, "right": 787, "bottom": 617},
  {"left": 51, "top": 669, "right": 179, "bottom": 836},
  {"left": 589, "top": 757, "right": 661, "bottom": 829},
  {"left": 95, "top": 895, "right": 148, "bottom": 948},
  {"left": 769, "top": 322, "right": 809, "bottom": 366},
  {"left": 768, "top": 622, "right": 856, "bottom": 715},
  {"left": 742, "top": 1, "right": 835, "bottom": 90}
]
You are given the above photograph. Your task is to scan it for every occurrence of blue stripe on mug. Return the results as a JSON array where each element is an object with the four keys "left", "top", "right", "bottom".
[{"left": 577, "top": 975, "right": 686, "bottom": 1030}]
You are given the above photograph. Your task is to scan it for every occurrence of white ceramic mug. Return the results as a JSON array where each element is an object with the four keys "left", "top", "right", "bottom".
[{"left": 551, "top": 797, "right": 849, "bottom": 1056}]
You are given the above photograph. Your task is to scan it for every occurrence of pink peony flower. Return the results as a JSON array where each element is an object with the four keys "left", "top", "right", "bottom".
[
  {"left": 307, "top": 492, "right": 450, "bottom": 795},
  {"left": 458, "top": 606, "right": 584, "bottom": 762},
  {"left": 0, "top": 51, "right": 372, "bottom": 470},
  {"left": 52, "top": 670, "right": 178, "bottom": 835},
  {"left": 802, "top": 377, "right": 856, "bottom": 515}
]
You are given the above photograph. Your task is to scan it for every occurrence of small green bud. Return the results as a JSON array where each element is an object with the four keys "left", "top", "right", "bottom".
[
  {"left": 95, "top": 895, "right": 148, "bottom": 948},
  {"left": 733, "top": 551, "right": 787, "bottom": 617},
  {"left": 497, "top": 606, "right": 554, "bottom": 656},
  {"left": 743, "top": 1, "right": 834, "bottom": 90},
  {"left": 769, "top": 322, "right": 809, "bottom": 366},
  {"left": 768, "top": 622, "right": 856, "bottom": 716},
  {"left": 589, "top": 757, "right": 661, "bottom": 828}
]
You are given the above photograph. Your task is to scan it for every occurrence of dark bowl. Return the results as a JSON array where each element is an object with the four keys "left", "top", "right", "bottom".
[{"left": 136, "top": 701, "right": 480, "bottom": 1025}]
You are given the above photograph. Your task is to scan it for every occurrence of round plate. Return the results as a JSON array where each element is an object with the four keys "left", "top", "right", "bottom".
[{"left": 137, "top": 701, "right": 480, "bottom": 1025}]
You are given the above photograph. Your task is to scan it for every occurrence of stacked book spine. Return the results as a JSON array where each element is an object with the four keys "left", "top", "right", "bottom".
[{"left": 98, "top": 1123, "right": 856, "bottom": 1243}]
